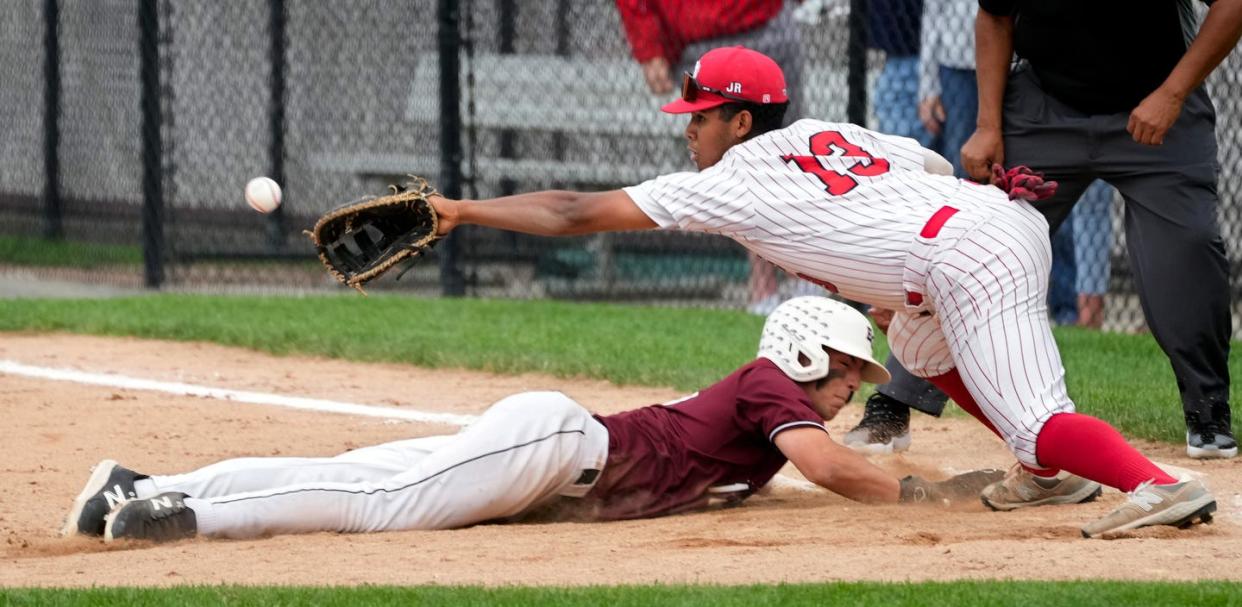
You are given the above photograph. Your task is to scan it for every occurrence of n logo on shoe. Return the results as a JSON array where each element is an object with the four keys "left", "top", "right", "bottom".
[
  {"left": 151, "top": 495, "right": 176, "bottom": 511},
  {"left": 1131, "top": 490, "right": 1165, "bottom": 512},
  {"left": 103, "top": 483, "right": 134, "bottom": 509}
]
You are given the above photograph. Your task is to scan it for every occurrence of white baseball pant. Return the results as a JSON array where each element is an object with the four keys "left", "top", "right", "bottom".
[
  {"left": 138, "top": 391, "right": 609, "bottom": 538},
  {"left": 889, "top": 199, "right": 1076, "bottom": 468}
]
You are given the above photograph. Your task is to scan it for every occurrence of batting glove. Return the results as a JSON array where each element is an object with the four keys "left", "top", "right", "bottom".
[{"left": 991, "top": 164, "right": 1058, "bottom": 202}]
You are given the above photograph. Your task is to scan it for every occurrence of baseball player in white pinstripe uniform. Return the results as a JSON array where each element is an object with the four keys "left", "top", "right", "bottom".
[{"left": 416, "top": 46, "right": 1217, "bottom": 538}]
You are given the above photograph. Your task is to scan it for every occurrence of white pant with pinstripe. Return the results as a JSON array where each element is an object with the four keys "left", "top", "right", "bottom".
[
  {"left": 143, "top": 392, "right": 608, "bottom": 538},
  {"left": 890, "top": 199, "right": 1075, "bottom": 467}
]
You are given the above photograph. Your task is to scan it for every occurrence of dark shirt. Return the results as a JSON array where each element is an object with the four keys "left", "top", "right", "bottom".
[
  {"left": 870, "top": 0, "right": 923, "bottom": 56},
  {"left": 979, "top": 0, "right": 1209, "bottom": 114},
  {"left": 586, "top": 358, "right": 824, "bottom": 520}
]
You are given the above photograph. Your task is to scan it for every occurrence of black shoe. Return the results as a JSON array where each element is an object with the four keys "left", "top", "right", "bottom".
[
  {"left": 61, "top": 460, "right": 148, "bottom": 537},
  {"left": 1186, "top": 402, "right": 1237, "bottom": 459},
  {"left": 843, "top": 393, "right": 912, "bottom": 454},
  {"left": 104, "top": 492, "right": 198, "bottom": 543}
]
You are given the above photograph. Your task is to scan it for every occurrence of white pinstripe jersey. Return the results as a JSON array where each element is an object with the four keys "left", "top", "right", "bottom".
[{"left": 625, "top": 119, "right": 1003, "bottom": 309}]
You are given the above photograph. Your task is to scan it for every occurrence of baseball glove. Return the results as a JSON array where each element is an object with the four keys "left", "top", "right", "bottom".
[
  {"left": 991, "top": 164, "right": 1058, "bottom": 202},
  {"left": 898, "top": 469, "right": 1006, "bottom": 506},
  {"left": 305, "top": 177, "right": 440, "bottom": 293}
]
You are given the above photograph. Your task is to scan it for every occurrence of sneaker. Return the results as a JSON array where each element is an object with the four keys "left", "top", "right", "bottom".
[
  {"left": 1081, "top": 479, "right": 1216, "bottom": 538},
  {"left": 980, "top": 463, "right": 1103, "bottom": 511},
  {"left": 843, "top": 393, "right": 911, "bottom": 455},
  {"left": 104, "top": 492, "right": 198, "bottom": 543},
  {"left": 61, "top": 460, "right": 147, "bottom": 537},
  {"left": 1185, "top": 403, "right": 1237, "bottom": 459}
]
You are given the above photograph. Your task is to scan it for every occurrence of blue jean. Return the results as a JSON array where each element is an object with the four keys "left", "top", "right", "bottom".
[
  {"left": 1049, "top": 222, "right": 1078, "bottom": 325},
  {"left": 1072, "top": 181, "right": 1114, "bottom": 295},
  {"left": 1048, "top": 180, "right": 1114, "bottom": 322},
  {"left": 873, "top": 55, "right": 933, "bottom": 146},
  {"left": 934, "top": 66, "right": 978, "bottom": 178}
]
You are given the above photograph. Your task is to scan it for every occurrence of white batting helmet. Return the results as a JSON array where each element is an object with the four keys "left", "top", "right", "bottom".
[{"left": 757, "top": 296, "right": 890, "bottom": 384}]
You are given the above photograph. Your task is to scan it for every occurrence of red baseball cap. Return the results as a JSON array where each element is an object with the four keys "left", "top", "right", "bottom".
[{"left": 661, "top": 46, "right": 788, "bottom": 114}]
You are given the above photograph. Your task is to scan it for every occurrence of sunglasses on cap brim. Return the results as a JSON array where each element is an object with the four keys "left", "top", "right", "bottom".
[{"left": 680, "top": 72, "right": 751, "bottom": 104}]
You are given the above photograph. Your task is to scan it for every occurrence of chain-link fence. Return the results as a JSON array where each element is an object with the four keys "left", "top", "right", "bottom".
[{"left": 2, "top": 0, "right": 1241, "bottom": 336}]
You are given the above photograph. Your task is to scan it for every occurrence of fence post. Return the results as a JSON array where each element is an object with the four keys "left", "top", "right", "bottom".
[
  {"left": 42, "top": 0, "right": 63, "bottom": 240},
  {"left": 436, "top": 0, "right": 466, "bottom": 296},
  {"left": 498, "top": 0, "right": 516, "bottom": 197},
  {"left": 846, "top": 0, "right": 869, "bottom": 126},
  {"left": 139, "top": 0, "right": 164, "bottom": 288},
  {"left": 266, "top": 0, "right": 287, "bottom": 250}
]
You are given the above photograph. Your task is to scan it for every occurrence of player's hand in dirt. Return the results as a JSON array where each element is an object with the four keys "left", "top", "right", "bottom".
[{"left": 899, "top": 469, "right": 1006, "bottom": 506}]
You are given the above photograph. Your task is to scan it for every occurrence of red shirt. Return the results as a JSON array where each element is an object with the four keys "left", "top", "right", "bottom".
[
  {"left": 616, "top": 0, "right": 785, "bottom": 64},
  {"left": 585, "top": 358, "right": 824, "bottom": 520}
]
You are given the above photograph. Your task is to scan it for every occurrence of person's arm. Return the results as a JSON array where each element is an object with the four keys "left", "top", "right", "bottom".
[
  {"left": 431, "top": 189, "right": 657, "bottom": 237},
  {"left": 1128, "top": 0, "right": 1242, "bottom": 145},
  {"left": 959, "top": 7, "right": 1014, "bottom": 181},
  {"left": 615, "top": 0, "right": 674, "bottom": 94},
  {"left": 640, "top": 58, "right": 675, "bottom": 95},
  {"left": 773, "top": 427, "right": 901, "bottom": 503}
]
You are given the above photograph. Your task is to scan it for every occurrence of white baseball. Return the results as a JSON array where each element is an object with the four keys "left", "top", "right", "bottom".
[{"left": 245, "top": 177, "right": 282, "bottom": 214}]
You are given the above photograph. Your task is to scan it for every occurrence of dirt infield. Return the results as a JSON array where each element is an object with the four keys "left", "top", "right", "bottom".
[{"left": 2, "top": 333, "right": 1240, "bottom": 587}]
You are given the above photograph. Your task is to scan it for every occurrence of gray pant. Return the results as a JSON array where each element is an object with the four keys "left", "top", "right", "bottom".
[
  {"left": 676, "top": 0, "right": 804, "bottom": 125},
  {"left": 879, "top": 63, "right": 1231, "bottom": 422}
]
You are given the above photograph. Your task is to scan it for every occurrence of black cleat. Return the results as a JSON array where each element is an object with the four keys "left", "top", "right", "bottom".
[
  {"left": 843, "top": 393, "right": 912, "bottom": 454},
  {"left": 61, "top": 459, "right": 147, "bottom": 537},
  {"left": 104, "top": 492, "right": 198, "bottom": 543},
  {"left": 1186, "top": 403, "right": 1237, "bottom": 459}
]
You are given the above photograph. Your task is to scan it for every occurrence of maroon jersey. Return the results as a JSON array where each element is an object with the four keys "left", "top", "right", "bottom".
[{"left": 586, "top": 358, "right": 824, "bottom": 520}]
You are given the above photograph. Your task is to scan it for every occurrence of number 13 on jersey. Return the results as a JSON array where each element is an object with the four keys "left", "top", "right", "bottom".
[{"left": 782, "top": 130, "right": 890, "bottom": 196}]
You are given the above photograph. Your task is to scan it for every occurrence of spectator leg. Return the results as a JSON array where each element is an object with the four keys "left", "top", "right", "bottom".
[{"left": 1071, "top": 181, "right": 1114, "bottom": 328}]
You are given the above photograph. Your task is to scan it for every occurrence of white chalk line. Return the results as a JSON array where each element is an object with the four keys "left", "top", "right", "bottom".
[{"left": 0, "top": 359, "right": 477, "bottom": 427}]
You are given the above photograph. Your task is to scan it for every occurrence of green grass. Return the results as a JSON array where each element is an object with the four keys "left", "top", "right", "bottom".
[
  {"left": 2, "top": 582, "right": 1241, "bottom": 606},
  {"left": 0, "top": 235, "right": 142, "bottom": 268},
  {"left": 1, "top": 294, "right": 1236, "bottom": 444},
  {"left": 0, "top": 294, "right": 764, "bottom": 391},
  {"left": 1054, "top": 326, "right": 1209, "bottom": 443}
]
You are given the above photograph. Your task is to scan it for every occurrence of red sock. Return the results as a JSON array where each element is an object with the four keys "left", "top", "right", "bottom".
[
  {"left": 926, "top": 369, "right": 1002, "bottom": 439},
  {"left": 1035, "top": 412, "right": 1177, "bottom": 491},
  {"left": 928, "top": 369, "right": 1176, "bottom": 489}
]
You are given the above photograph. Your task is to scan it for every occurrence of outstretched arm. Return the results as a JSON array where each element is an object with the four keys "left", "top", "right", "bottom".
[
  {"left": 773, "top": 427, "right": 1003, "bottom": 506},
  {"left": 430, "top": 189, "right": 658, "bottom": 237},
  {"left": 774, "top": 427, "right": 900, "bottom": 503}
]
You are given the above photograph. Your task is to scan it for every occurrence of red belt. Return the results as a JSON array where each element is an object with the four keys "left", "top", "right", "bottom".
[{"left": 906, "top": 205, "right": 959, "bottom": 307}]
